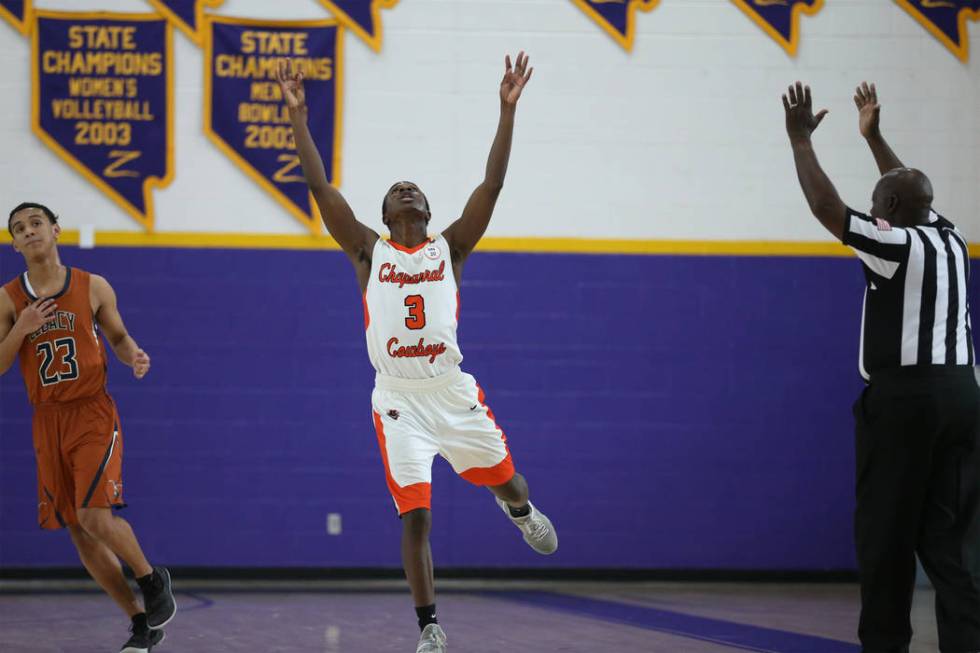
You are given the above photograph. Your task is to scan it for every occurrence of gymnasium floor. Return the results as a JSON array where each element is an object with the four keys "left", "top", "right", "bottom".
[{"left": 0, "top": 580, "right": 941, "bottom": 652}]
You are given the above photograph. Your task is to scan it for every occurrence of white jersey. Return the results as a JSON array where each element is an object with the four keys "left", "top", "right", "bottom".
[{"left": 365, "top": 235, "right": 462, "bottom": 379}]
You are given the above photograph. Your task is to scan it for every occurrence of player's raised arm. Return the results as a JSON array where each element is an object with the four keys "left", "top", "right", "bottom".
[
  {"left": 783, "top": 81, "right": 847, "bottom": 240},
  {"left": 276, "top": 61, "right": 378, "bottom": 274},
  {"left": 90, "top": 275, "right": 150, "bottom": 379},
  {"left": 855, "top": 82, "right": 904, "bottom": 175},
  {"left": 443, "top": 52, "right": 533, "bottom": 267},
  {"left": 0, "top": 290, "right": 57, "bottom": 375}
]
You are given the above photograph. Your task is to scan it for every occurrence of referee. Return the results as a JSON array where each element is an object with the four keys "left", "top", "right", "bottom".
[{"left": 783, "top": 81, "right": 980, "bottom": 653}]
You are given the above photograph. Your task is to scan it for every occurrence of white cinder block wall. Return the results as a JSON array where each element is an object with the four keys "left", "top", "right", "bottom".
[{"left": 0, "top": 0, "right": 976, "bottom": 240}]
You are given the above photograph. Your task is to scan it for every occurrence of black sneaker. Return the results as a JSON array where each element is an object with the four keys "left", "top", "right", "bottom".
[
  {"left": 120, "top": 626, "right": 165, "bottom": 652},
  {"left": 140, "top": 567, "right": 177, "bottom": 629}
]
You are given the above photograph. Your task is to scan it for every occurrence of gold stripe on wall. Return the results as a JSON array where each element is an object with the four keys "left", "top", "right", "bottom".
[{"left": 2, "top": 230, "right": 979, "bottom": 257}]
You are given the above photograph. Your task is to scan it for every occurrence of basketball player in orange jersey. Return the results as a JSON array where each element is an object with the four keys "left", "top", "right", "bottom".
[
  {"left": 0, "top": 203, "right": 176, "bottom": 653},
  {"left": 277, "top": 54, "right": 556, "bottom": 653}
]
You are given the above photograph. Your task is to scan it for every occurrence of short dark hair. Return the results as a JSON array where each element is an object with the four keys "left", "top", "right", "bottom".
[
  {"left": 8, "top": 202, "right": 58, "bottom": 235},
  {"left": 382, "top": 185, "right": 431, "bottom": 217}
]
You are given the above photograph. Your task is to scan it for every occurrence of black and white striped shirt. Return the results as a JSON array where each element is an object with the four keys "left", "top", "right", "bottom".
[{"left": 843, "top": 208, "right": 974, "bottom": 381}]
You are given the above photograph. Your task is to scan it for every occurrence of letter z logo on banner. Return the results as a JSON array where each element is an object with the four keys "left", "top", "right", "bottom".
[
  {"left": 0, "top": 0, "right": 32, "bottom": 35},
  {"left": 32, "top": 11, "right": 174, "bottom": 231},
  {"left": 205, "top": 16, "right": 344, "bottom": 234},
  {"left": 146, "top": 0, "right": 225, "bottom": 45},
  {"left": 895, "top": 0, "right": 980, "bottom": 62},
  {"left": 569, "top": 0, "right": 661, "bottom": 52},
  {"left": 730, "top": 0, "right": 824, "bottom": 57}
]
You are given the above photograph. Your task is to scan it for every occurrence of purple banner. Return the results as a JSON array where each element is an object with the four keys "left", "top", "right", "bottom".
[
  {"left": 205, "top": 17, "right": 343, "bottom": 234},
  {"left": 730, "top": 0, "right": 823, "bottom": 56},
  {"left": 895, "top": 0, "right": 980, "bottom": 62},
  {"left": 317, "top": 0, "right": 398, "bottom": 52},
  {"left": 0, "top": 0, "right": 30, "bottom": 35},
  {"left": 146, "top": 0, "right": 224, "bottom": 45},
  {"left": 32, "top": 11, "right": 173, "bottom": 230},
  {"left": 570, "top": 0, "right": 661, "bottom": 51}
]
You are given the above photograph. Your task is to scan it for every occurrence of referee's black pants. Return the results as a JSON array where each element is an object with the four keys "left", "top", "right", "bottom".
[{"left": 853, "top": 366, "right": 980, "bottom": 653}]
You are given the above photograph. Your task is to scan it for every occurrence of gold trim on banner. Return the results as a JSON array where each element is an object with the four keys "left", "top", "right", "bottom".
[
  {"left": 569, "top": 0, "right": 661, "bottom": 52},
  {"left": 894, "top": 0, "right": 979, "bottom": 63},
  {"left": 0, "top": 0, "right": 32, "bottom": 35},
  {"left": 203, "top": 15, "right": 347, "bottom": 236},
  {"left": 316, "top": 0, "right": 398, "bottom": 53},
  {"left": 146, "top": 0, "right": 225, "bottom": 46},
  {"left": 730, "top": 0, "right": 824, "bottom": 57},
  {"left": 30, "top": 10, "right": 175, "bottom": 232}
]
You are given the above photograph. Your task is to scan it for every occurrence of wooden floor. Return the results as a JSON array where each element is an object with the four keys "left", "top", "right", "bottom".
[{"left": 0, "top": 580, "right": 942, "bottom": 652}]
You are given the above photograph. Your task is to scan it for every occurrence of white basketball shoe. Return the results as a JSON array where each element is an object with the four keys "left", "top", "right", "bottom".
[
  {"left": 416, "top": 623, "right": 447, "bottom": 653},
  {"left": 496, "top": 498, "right": 558, "bottom": 555}
]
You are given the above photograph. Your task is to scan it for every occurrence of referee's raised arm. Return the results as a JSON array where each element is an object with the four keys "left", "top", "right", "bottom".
[
  {"left": 782, "top": 82, "right": 846, "bottom": 240},
  {"left": 854, "top": 82, "right": 905, "bottom": 175}
]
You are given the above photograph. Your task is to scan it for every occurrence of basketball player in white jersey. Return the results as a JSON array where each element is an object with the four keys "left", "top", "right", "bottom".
[{"left": 276, "top": 55, "right": 555, "bottom": 653}]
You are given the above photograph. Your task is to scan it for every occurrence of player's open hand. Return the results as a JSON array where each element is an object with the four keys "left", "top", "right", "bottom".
[
  {"left": 782, "top": 81, "right": 827, "bottom": 143},
  {"left": 500, "top": 52, "right": 533, "bottom": 107},
  {"left": 15, "top": 298, "right": 56, "bottom": 336},
  {"left": 132, "top": 349, "right": 150, "bottom": 379},
  {"left": 276, "top": 60, "right": 307, "bottom": 120},
  {"left": 854, "top": 81, "right": 881, "bottom": 140}
]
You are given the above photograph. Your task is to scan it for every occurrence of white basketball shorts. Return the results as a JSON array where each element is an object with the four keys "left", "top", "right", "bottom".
[{"left": 371, "top": 367, "right": 515, "bottom": 515}]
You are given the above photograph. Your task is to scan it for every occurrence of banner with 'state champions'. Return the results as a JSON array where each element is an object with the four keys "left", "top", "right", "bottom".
[
  {"left": 32, "top": 11, "right": 173, "bottom": 230},
  {"left": 205, "top": 16, "right": 343, "bottom": 234}
]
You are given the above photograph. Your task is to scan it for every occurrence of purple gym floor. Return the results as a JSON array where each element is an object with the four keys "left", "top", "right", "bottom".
[{"left": 0, "top": 581, "right": 941, "bottom": 652}]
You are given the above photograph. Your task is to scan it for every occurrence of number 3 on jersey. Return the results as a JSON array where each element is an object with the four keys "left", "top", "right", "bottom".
[
  {"left": 36, "top": 337, "right": 79, "bottom": 386},
  {"left": 405, "top": 295, "right": 426, "bottom": 330}
]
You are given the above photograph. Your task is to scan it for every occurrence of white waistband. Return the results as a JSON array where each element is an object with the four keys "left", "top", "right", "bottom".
[{"left": 374, "top": 366, "right": 462, "bottom": 393}]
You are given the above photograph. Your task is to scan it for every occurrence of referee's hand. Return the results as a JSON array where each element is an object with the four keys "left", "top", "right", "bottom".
[
  {"left": 782, "top": 81, "right": 828, "bottom": 143},
  {"left": 854, "top": 82, "right": 881, "bottom": 140}
]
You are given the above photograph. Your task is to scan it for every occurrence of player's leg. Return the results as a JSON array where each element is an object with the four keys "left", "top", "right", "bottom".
[
  {"left": 402, "top": 508, "right": 436, "bottom": 607},
  {"left": 69, "top": 400, "right": 175, "bottom": 629},
  {"left": 443, "top": 374, "right": 557, "bottom": 555},
  {"left": 488, "top": 471, "right": 528, "bottom": 507},
  {"left": 69, "top": 523, "right": 164, "bottom": 653},
  {"left": 371, "top": 404, "right": 446, "bottom": 651},
  {"left": 67, "top": 523, "right": 142, "bottom": 616},
  {"left": 69, "top": 525, "right": 166, "bottom": 653},
  {"left": 39, "top": 406, "right": 168, "bottom": 651},
  {"left": 75, "top": 507, "right": 151, "bottom": 577}
]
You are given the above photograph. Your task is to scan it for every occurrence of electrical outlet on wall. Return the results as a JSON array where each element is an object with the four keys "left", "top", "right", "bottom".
[{"left": 327, "top": 513, "right": 342, "bottom": 535}]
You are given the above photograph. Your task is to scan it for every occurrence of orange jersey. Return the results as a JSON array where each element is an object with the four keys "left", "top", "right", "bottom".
[{"left": 3, "top": 268, "right": 108, "bottom": 406}]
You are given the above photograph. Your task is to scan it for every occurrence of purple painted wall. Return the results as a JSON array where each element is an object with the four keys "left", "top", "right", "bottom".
[{"left": 0, "top": 246, "right": 895, "bottom": 569}]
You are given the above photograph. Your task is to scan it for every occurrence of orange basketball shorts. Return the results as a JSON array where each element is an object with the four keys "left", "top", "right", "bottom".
[{"left": 32, "top": 392, "right": 125, "bottom": 530}]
